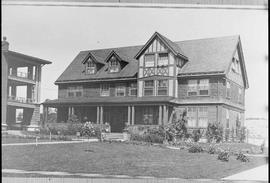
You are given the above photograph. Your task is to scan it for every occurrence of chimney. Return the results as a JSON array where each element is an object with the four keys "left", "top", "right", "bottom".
[{"left": 2, "top": 37, "right": 9, "bottom": 52}]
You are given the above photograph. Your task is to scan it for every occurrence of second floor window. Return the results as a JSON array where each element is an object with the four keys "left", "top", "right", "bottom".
[
  {"left": 85, "top": 61, "right": 96, "bottom": 75},
  {"left": 198, "top": 79, "right": 209, "bottom": 95},
  {"left": 157, "top": 53, "right": 168, "bottom": 67},
  {"left": 109, "top": 56, "right": 120, "bottom": 73},
  {"left": 157, "top": 80, "right": 168, "bottom": 96},
  {"left": 226, "top": 109, "right": 230, "bottom": 128},
  {"left": 67, "top": 86, "right": 83, "bottom": 98},
  {"left": 129, "top": 82, "right": 137, "bottom": 96},
  {"left": 188, "top": 79, "right": 209, "bottom": 96},
  {"left": 226, "top": 81, "right": 231, "bottom": 99},
  {"left": 115, "top": 84, "right": 125, "bottom": 97},
  {"left": 100, "top": 84, "right": 110, "bottom": 96},
  {"left": 187, "top": 80, "right": 198, "bottom": 96},
  {"left": 238, "top": 88, "right": 242, "bottom": 104},
  {"left": 144, "top": 54, "right": 155, "bottom": 67},
  {"left": 144, "top": 80, "right": 154, "bottom": 96}
]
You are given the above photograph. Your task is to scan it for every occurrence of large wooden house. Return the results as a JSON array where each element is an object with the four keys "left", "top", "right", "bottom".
[{"left": 43, "top": 32, "right": 248, "bottom": 133}]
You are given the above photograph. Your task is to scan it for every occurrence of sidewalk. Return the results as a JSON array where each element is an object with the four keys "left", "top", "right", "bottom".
[{"left": 222, "top": 164, "right": 268, "bottom": 181}]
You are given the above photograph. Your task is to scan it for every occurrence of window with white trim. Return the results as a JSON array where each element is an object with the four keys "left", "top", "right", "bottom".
[
  {"left": 144, "top": 80, "right": 154, "bottom": 96},
  {"left": 187, "top": 80, "right": 198, "bottom": 96},
  {"left": 198, "top": 79, "right": 209, "bottom": 95},
  {"left": 67, "top": 86, "right": 83, "bottom": 98},
  {"left": 129, "top": 82, "right": 137, "bottom": 96},
  {"left": 157, "top": 53, "right": 168, "bottom": 67},
  {"left": 198, "top": 107, "right": 208, "bottom": 127},
  {"left": 115, "top": 84, "right": 126, "bottom": 97},
  {"left": 226, "top": 81, "right": 231, "bottom": 98},
  {"left": 157, "top": 80, "right": 168, "bottom": 96},
  {"left": 100, "top": 84, "right": 110, "bottom": 96},
  {"left": 144, "top": 54, "right": 155, "bottom": 67},
  {"left": 238, "top": 88, "right": 242, "bottom": 103},
  {"left": 187, "top": 107, "right": 197, "bottom": 127},
  {"left": 109, "top": 56, "right": 120, "bottom": 73},
  {"left": 85, "top": 58, "right": 96, "bottom": 75}
]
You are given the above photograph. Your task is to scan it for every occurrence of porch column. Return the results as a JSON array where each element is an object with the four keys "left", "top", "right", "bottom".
[
  {"left": 127, "top": 106, "right": 131, "bottom": 125},
  {"left": 43, "top": 106, "right": 48, "bottom": 126},
  {"left": 71, "top": 107, "right": 75, "bottom": 115},
  {"left": 100, "top": 106, "right": 103, "bottom": 124},
  {"left": 163, "top": 105, "right": 168, "bottom": 125},
  {"left": 68, "top": 107, "right": 72, "bottom": 117},
  {"left": 96, "top": 106, "right": 100, "bottom": 124},
  {"left": 158, "top": 105, "right": 163, "bottom": 125},
  {"left": 131, "top": 106, "right": 135, "bottom": 125}
]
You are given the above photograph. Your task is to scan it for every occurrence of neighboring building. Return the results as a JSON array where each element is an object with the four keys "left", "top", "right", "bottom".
[
  {"left": 43, "top": 32, "right": 248, "bottom": 133},
  {"left": 1, "top": 37, "right": 52, "bottom": 131}
]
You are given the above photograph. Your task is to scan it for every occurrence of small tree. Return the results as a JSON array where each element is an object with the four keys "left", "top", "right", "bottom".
[
  {"left": 67, "top": 114, "right": 79, "bottom": 123},
  {"left": 80, "top": 122, "right": 96, "bottom": 151},
  {"left": 206, "top": 123, "right": 223, "bottom": 143}
]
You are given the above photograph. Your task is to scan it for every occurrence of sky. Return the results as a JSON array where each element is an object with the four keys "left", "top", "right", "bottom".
[{"left": 1, "top": 4, "right": 268, "bottom": 118}]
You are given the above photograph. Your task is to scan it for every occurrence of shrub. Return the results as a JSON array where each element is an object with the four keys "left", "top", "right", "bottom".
[
  {"left": 236, "top": 152, "right": 250, "bottom": 162},
  {"left": 128, "top": 126, "right": 165, "bottom": 144},
  {"left": 217, "top": 150, "right": 230, "bottom": 162},
  {"left": 191, "top": 129, "right": 202, "bottom": 142},
  {"left": 208, "top": 144, "right": 216, "bottom": 154},
  {"left": 80, "top": 122, "right": 97, "bottom": 138},
  {"left": 206, "top": 123, "right": 223, "bottom": 143},
  {"left": 43, "top": 122, "right": 84, "bottom": 136},
  {"left": 165, "top": 111, "right": 188, "bottom": 141},
  {"left": 188, "top": 143, "right": 204, "bottom": 153},
  {"left": 67, "top": 114, "right": 80, "bottom": 123}
]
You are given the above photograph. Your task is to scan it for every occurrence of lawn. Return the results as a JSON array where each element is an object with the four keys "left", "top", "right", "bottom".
[
  {"left": 1, "top": 137, "right": 57, "bottom": 144},
  {"left": 2, "top": 142, "right": 267, "bottom": 179}
]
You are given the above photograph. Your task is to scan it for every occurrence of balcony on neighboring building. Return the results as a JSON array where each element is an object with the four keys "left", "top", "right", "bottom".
[
  {"left": 7, "top": 95, "right": 36, "bottom": 108},
  {"left": 8, "top": 70, "right": 36, "bottom": 85}
]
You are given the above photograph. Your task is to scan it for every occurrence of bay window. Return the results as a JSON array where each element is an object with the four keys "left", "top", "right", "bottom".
[
  {"left": 157, "top": 80, "right": 168, "bottom": 96},
  {"left": 144, "top": 80, "right": 154, "bottom": 96}
]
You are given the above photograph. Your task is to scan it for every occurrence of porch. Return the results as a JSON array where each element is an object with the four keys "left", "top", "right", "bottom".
[{"left": 43, "top": 104, "right": 173, "bottom": 133}]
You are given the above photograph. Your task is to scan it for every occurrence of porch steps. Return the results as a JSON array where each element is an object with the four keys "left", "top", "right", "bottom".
[{"left": 102, "top": 133, "right": 124, "bottom": 142}]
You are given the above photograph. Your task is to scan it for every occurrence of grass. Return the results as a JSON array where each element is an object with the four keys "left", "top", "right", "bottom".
[
  {"left": 2, "top": 141, "right": 267, "bottom": 179},
  {"left": 1, "top": 137, "right": 55, "bottom": 144}
]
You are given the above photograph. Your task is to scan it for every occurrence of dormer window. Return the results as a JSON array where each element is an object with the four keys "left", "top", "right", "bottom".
[
  {"left": 85, "top": 60, "right": 96, "bottom": 74},
  {"left": 109, "top": 56, "right": 120, "bottom": 73}
]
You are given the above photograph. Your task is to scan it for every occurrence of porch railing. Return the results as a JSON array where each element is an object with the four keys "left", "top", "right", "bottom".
[
  {"left": 8, "top": 95, "right": 35, "bottom": 104},
  {"left": 9, "top": 71, "right": 34, "bottom": 80}
]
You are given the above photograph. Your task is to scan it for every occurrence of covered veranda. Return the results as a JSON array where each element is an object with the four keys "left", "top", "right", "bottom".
[{"left": 42, "top": 97, "right": 175, "bottom": 132}]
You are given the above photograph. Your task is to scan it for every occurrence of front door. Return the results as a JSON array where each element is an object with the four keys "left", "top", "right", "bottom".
[{"left": 104, "top": 106, "right": 127, "bottom": 133}]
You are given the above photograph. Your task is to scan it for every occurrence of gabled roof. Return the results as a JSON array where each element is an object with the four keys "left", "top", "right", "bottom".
[
  {"left": 82, "top": 52, "right": 105, "bottom": 65},
  {"left": 3, "top": 50, "right": 52, "bottom": 65},
  {"left": 104, "top": 50, "right": 128, "bottom": 63},
  {"left": 134, "top": 32, "right": 188, "bottom": 60},
  {"left": 55, "top": 34, "right": 246, "bottom": 85}
]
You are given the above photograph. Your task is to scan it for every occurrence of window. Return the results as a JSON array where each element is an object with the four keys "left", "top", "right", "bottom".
[
  {"left": 236, "top": 112, "right": 241, "bottom": 129},
  {"left": 157, "top": 53, "right": 168, "bottom": 67},
  {"left": 198, "top": 79, "right": 209, "bottom": 95},
  {"left": 232, "top": 58, "right": 240, "bottom": 74},
  {"left": 67, "top": 86, "right": 83, "bottom": 98},
  {"left": 129, "top": 82, "right": 137, "bottom": 96},
  {"left": 188, "top": 80, "right": 198, "bottom": 96},
  {"left": 157, "top": 80, "right": 168, "bottom": 96},
  {"left": 198, "top": 107, "right": 208, "bottom": 127},
  {"left": 115, "top": 84, "right": 125, "bottom": 97},
  {"left": 144, "top": 54, "right": 155, "bottom": 67},
  {"left": 176, "top": 59, "right": 183, "bottom": 67},
  {"left": 226, "top": 109, "right": 230, "bottom": 128},
  {"left": 85, "top": 59, "right": 96, "bottom": 74},
  {"left": 144, "top": 80, "right": 154, "bottom": 96},
  {"left": 226, "top": 81, "right": 231, "bottom": 98},
  {"left": 238, "top": 88, "right": 242, "bottom": 103},
  {"left": 187, "top": 107, "right": 197, "bottom": 127},
  {"left": 100, "top": 84, "right": 110, "bottom": 96},
  {"left": 109, "top": 56, "right": 120, "bottom": 73}
]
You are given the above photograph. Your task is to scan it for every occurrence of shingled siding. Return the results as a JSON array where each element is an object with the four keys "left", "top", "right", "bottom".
[
  {"left": 177, "top": 77, "right": 225, "bottom": 99},
  {"left": 225, "top": 80, "right": 245, "bottom": 107},
  {"left": 58, "top": 81, "right": 137, "bottom": 99}
]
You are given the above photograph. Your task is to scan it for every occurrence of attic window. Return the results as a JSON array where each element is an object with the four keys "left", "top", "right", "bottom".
[
  {"left": 157, "top": 53, "right": 168, "bottom": 67},
  {"left": 109, "top": 56, "right": 120, "bottom": 73},
  {"left": 232, "top": 58, "right": 240, "bottom": 74},
  {"left": 85, "top": 58, "right": 96, "bottom": 75}
]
